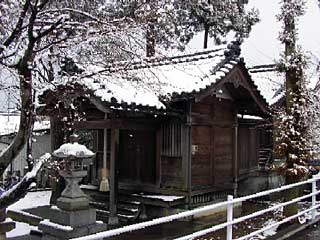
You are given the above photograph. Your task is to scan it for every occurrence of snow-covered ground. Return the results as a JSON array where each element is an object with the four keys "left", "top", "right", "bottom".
[
  {"left": 0, "top": 113, "right": 50, "bottom": 136},
  {"left": 6, "top": 190, "right": 51, "bottom": 238},
  {"left": 3, "top": 191, "right": 319, "bottom": 239},
  {"left": 7, "top": 190, "right": 51, "bottom": 211}
]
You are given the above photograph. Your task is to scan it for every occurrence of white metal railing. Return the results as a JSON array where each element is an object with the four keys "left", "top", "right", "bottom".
[{"left": 71, "top": 175, "right": 320, "bottom": 240}]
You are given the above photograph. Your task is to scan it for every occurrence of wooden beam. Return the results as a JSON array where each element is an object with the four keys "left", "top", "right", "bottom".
[
  {"left": 191, "top": 118, "right": 235, "bottom": 128},
  {"left": 73, "top": 119, "right": 158, "bottom": 130}
]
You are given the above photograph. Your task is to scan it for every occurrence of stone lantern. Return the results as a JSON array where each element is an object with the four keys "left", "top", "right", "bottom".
[
  {"left": 39, "top": 135, "right": 106, "bottom": 240},
  {"left": 53, "top": 134, "right": 94, "bottom": 211}
]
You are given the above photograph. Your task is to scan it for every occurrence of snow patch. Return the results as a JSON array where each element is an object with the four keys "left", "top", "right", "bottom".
[
  {"left": 40, "top": 219, "right": 73, "bottom": 231},
  {"left": 7, "top": 221, "right": 37, "bottom": 238},
  {"left": 0, "top": 113, "right": 50, "bottom": 136},
  {"left": 133, "top": 193, "right": 184, "bottom": 202},
  {"left": 8, "top": 190, "right": 51, "bottom": 211}
]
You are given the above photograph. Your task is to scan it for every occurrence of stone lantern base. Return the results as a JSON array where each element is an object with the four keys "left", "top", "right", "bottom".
[
  {"left": 39, "top": 207, "right": 107, "bottom": 240},
  {"left": 38, "top": 170, "right": 107, "bottom": 239}
]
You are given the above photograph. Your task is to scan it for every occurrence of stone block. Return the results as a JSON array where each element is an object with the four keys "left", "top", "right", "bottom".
[
  {"left": 48, "top": 208, "right": 96, "bottom": 227},
  {"left": 39, "top": 220, "right": 107, "bottom": 240},
  {"left": 56, "top": 196, "right": 89, "bottom": 211}
]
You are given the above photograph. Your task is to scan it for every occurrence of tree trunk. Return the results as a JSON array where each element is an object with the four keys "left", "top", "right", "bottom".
[
  {"left": 203, "top": 23, "right": 209, "bottom": 49},
  {"left": 146, "top": 22, "right": 156, "bottom": 57},
  {"left": 0, "top": 69, "right": 33, "bottom": 177},
  {"left": 283, "top": 174, "right": 300, "bottom": 218},
  {"left": 282, "top": 0, "right": 303, "bottom": 218}
]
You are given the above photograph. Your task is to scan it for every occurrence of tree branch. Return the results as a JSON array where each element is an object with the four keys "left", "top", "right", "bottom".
[
  {"left": 0, "top": 0, "right": 30, "bottom": 55},
  {"left": 35, "top": 17, "right": 64, "bottom": 40},
  {"left": 0, "top": 153, "right": 51, "bottom": 209}
]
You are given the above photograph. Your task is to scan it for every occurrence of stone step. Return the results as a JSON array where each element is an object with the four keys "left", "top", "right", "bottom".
[
  {"left": 95, "top": 209, "right": 138, "bottom": 223},
  {"left": 89, "top": 201, "right": 140, "bottom": 215},
  {"left": 258, "top": 148, "right": 273, "bottom": 169},
  {"left": 89, "top": 199, "right": 141, "bottom": 224}
]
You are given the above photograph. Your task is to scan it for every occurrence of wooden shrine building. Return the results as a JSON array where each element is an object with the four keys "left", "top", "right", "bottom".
[{"left": 39, "top": 42, "right": 271, "bottom": 221}]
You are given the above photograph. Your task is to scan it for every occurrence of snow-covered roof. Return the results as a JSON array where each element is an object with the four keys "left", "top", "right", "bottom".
[
  {"left": 249, "top": 64, "right": 320, "bottom": 106},
  {"left": 248, "top": 65, "right": 284, "bottom": 105},
  {"left": 47, "top": 43, "right": 243, "bottom": 110},
  {"left": 0, "top": 113, "right": 50, "bottom": 136}
]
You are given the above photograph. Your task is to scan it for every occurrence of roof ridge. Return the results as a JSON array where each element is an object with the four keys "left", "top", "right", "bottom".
[
  {"left": 104, "top": 41, "right": 242, "bottom": 74},
  {"left": 102, "top": 47, "right": 228, "bottom": 72},
  {"left": 248, "top": 64, "right": 278, "bottom": 73},
  {"left": 248, "top": 64, "right": 277, "bottom": 69}
]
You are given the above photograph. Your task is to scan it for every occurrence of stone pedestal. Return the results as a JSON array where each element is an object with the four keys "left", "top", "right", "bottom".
[
  {"left": 39, "top": 216, "right": 106, "bottom": 240},
  {"left": 39, "top": 170, "right": 107, "bottom": 239},
  {"left": 39, "top": 182, "right": 107, "bottom": 239},
  {"left": 56, "top": 170, "right": 89, "bottom": 211}
]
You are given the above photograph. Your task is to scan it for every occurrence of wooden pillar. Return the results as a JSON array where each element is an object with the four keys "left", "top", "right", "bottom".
[
  {"left": 100, "top": 114, "right": 109, "bottom": 192},
  {"left": 233, "top": 121, "right": 239, "bottom": 197},
  {"left": 249, "top": 127, "right": 255, "bottom": 170},
  {"left": 50, "top": 116, "right": 64, "bottom": 152},
  {"left": 109, "top": 128, "right": 119, "bottom": 225},
  {"left": 156, "top": 130, "right": 161, "bottom": 188},
  {"left": 186, "top": 103, "right": 192, "bottom": 207}
]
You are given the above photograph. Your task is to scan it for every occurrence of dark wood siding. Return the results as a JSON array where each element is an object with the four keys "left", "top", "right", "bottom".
[
  {"left": 119, "top": 130, "right": 156, "bottom": 184},
  {"left": 161, "top": 121, "right": 181, "bottom": 157},
  {"left": 191, "top": 97, "right": 236, "bottom": 190},
  {"left": 160, "top": 121, "right": 184, "bottom": 188},
  {"left": 213, "top": 126, "right": 233, "bottom": 185},
  {"left": 191, "top": 125, "right": 213, "bottom": 188},
  {"left": 238, "top": 126, "right": 258, "bottom": 175}
]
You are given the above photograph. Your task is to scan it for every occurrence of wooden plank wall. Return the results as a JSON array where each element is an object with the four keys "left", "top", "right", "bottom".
[
  {"left": 160, "top": 121, "right": 184, "bottom": 189},
  {"left": 191, "top": 125, "right": 212, "bottom": 187},
  {"left": 213, "top": 126, "right": 233, "bottom": 185},
  {"left": 238, "top": 126, "right": 258, "bottom": 175},
  {"left": 191, "top": 97, "right": 236, "bottom": 190}
]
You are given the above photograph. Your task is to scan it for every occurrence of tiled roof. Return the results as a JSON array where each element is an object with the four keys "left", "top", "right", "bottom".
[
  {"left": 248, "top": 64, "right": 284, "bottom": 105},
  {"left": 62, "top": 42, "right": 242, "bottom": 110},
  {"left": 42, "top": 41, "right": 274, "bottom": 115}
]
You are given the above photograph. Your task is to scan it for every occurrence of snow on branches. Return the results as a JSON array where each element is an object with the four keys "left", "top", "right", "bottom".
[
  {"left": 112, "top": 0, "right": 259, "bottom": 50},
  {"left": 277, "top": 0, "right": 306, "bottom": 45},
  {"left": 274, "top": 88, "right": 314, "bottom": 164},
  {"left": 273, "top": 0, "right": 319, "bottom": 178}
]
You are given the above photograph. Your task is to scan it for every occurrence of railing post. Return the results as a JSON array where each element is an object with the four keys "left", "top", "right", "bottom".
[
  {"left": 312, "top": 175, "right": 317, "bottom": 221},
  {"left": 227, "top": 195, "right": 233, "bottom": 240}
]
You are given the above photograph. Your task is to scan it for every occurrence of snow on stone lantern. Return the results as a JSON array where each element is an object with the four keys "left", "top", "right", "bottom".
[{"left": 52, "top": 134, "right": 94, "bottom": 211}]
